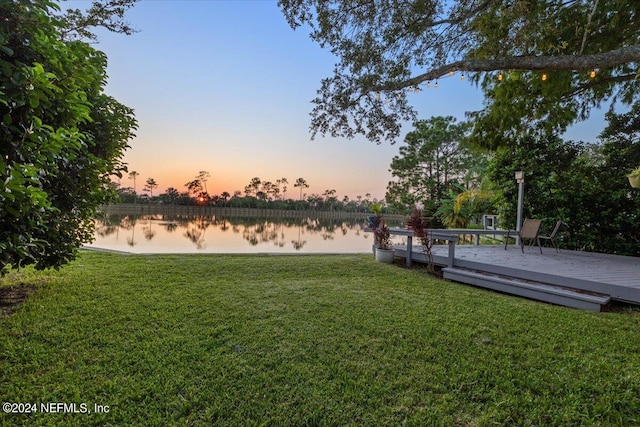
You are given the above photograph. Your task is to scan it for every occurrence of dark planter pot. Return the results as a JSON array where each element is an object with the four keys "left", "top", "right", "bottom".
[{"left": 367, "top": 216, "right": 381, "bottom": 228}]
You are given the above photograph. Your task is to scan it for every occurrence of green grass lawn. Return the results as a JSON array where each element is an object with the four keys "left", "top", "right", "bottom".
[{"left": 1, "top": 251, "right": 639, "bottom": 426}]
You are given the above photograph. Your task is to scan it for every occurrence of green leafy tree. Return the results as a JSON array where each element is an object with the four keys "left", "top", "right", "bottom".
[
  {"left": 0, "top": 0, "right": 137, "bottom": 271},
  {"left": 279, "top": 0, "right": 640, "bottom": 145},
  {"left": 487, "top": 133, "right": 586, "bottom": 229},
  {"left": 486, "top": 116, "right": 640, "bottom": 255},
  {"left": 385, "top": 117, "right": 479, "bottom": 214}
]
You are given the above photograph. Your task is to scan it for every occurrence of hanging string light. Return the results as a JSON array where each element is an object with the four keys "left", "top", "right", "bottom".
[
  {"left": 498, "top": 73, "right": 503, "bottom": 81},
  {"left": 541, "top": 73, "right": 548, "bottom": 81},
  {"left": 460, "top": 73, "right": 465, "bottom": 81},
  {"left": 434, "top": 81, "right": 439, "bottom": 89},
  {"left": 590, "top": 69, "right": 597, "bottom": 78},
  {"left": 426, "top": 81, "right": 431, "bottom": 88}
]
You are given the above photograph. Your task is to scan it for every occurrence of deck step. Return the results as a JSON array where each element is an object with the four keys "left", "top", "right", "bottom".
[{"left": 442, "top": 267, "right": 611, "bottom": 312}]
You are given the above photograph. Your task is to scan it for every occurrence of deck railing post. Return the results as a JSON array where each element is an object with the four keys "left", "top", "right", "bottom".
[{"left": 447, "top": 239, "right": 455, "bottom": 268}]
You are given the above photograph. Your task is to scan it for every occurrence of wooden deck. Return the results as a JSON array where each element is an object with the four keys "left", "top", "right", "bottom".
[{"left": 393, "top": 244, "right": 640, "bottom": 311}]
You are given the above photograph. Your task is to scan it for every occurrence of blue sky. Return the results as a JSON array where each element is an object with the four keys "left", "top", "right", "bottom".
[{"left": 77, "top": 0, "right": 607, "bottom": 200}]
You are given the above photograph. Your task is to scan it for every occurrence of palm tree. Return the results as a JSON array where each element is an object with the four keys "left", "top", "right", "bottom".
[
  {"left": 164, "top": 187, "right": 179, "bottom": 205},
  {"left": 281, "top": 178, "right": 289, "bottom": 200},
  {"left": 220, "top": 191, "right": 230, "bottom": 206},
  {"left": 185, "top": 179, "right": 203, "bottom": 203},
  {"left": 144, "top": 177, "right": 158, "bottom": 201},
  {"left": 294, "top": 178, "right": 309, "bottom": 200},
  {"left": 128, "top": 171, "right": 140, "bottom": 204},
  {"left": 196, "top": 171, "right": 211, "bottom": 194}
]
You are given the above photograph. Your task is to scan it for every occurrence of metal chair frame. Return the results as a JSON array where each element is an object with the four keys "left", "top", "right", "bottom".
[
  {"left": 538, "top": 220, "right": 563, "bottom": 253},
  {"left": 505, "top": 219, "right": 543, "bottom": 253}
]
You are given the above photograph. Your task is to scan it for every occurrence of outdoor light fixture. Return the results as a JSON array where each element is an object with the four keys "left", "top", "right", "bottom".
[
  {"left": 590, "top": 69, "right": 596, "bottom": 78},
  {"left": 498, "top": 73, "right": 503, "bottom": 81},
  {"left": 515, "top": 171, "right": 525, "bottom": 246},
  {"left": 542, "top": 73, "right": 548, "bottom": 81}
]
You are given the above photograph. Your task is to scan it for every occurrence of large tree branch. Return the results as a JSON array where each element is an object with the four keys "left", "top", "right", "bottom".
[{"left": 374, "top": 44, "right": 640, "bottom": 91}]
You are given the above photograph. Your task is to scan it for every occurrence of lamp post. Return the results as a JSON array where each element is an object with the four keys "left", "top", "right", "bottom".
[{"left": 515, "top": 171, "right": 525, "bottom": 247}]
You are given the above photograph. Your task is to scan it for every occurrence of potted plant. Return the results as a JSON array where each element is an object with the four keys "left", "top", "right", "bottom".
[
  {"left": 406, "top": 207, "right": 435, "bottom": 274},
  {"left": 374, "top": 220, "right": 395, "bottom": 263},
  {"left": 627, "top": 167, "right": 640, "bottom": 188},
  {"left": 367, "top": 202, "right": 383, "bottom": 229}
]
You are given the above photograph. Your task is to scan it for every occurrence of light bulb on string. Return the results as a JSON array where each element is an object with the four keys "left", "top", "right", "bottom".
[
  {"left": 460, "top": 73, "right": 465, "bottom": 81},
  {"left": 434, "top": 81, "right": 439, "bottom": 89},
  {"left": 541, "top": 73, "right": 548, "bottom": 81},
  {"left": 426, "top": 81, "right": 431, "bottom": 88},
  {"left": 449, "top": 70, "right": 454, "bottom": 76},
  {"left": 590, "top": 69, "right": 596, "bottom": 78},
  {"left": 498, "top": 73, "right": 503, "bottom": 82}
]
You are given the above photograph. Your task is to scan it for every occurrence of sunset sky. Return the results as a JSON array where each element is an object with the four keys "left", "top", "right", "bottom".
[{"left": 83, "top": 0, "right": 607, "bottom": 200}]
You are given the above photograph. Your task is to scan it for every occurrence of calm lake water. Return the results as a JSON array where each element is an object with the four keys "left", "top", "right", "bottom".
[{"left": 88, "top": 213, "right": 406, "bottom": 254}]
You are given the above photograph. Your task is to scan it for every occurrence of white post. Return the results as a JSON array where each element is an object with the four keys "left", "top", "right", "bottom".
[{"left": 515, "top": 171, "right": 524, "bottom": 247}]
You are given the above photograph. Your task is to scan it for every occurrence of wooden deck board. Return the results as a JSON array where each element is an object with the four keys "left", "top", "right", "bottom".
[{"left": 394, "top": 244, "right": 640, "bottom": 305}]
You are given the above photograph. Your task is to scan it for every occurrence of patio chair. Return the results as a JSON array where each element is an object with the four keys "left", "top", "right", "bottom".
[
  {"left": 504, "top": 219, "right": 543, "bottom": 253},
  {"left": 538, "top": 220, "right": 563, "bottom": 253}
]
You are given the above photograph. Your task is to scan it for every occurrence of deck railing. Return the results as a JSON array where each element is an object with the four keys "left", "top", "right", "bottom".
[{"left": 375, "top": 228, "right": 516, "bottom": 267}]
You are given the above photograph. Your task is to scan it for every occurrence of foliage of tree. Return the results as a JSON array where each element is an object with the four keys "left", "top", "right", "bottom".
[
  {"left": 1, "top": 0, "right": 137, "bottom": 271},
  {"left": 487, "top": 109, "right": 640, "bottom": 255},
  {"left": 128, "top": 170, "right": 140, "bottom": 201},
  {"left": 294, "top": 177, "right": 310, "bottom": 200},
  {"left": 184, "top": 179, "right": 203, "bottom": 198},
  {"left": 196, "top": 171, "right": 210, "bottom": 194},
  {"left": 435, "top": 182, "right": 494, "bottom": 229},
  {"left": 161, "top": 187, "right": 180, "bottom": 205},
  {"left": 385, "top": 116, "right": 487, "bottom": 214},
  {"left": 279, "top": 0, "right": 640, "bottom": 145},
  {"left": 144, "top": 177, "right": 158, "bottom": 199},
  {"left": 58, "top": 0, "right": 137, "bottom": 41}
]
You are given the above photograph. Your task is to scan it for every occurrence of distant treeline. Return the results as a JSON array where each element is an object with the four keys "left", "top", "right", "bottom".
[
  {"left": 115, "top": 188, "right": 395, "bottom": 214},
  {"left": 116, "top": 175, "right": 398, "bottom": 214},
  {"left": 103, "top": 204, "right": 409, "bottom": 221}
]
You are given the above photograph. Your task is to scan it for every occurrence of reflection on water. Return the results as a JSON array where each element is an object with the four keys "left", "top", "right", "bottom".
[{"left": 88, "top": 213, "right": 405, "bottom": 254}]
